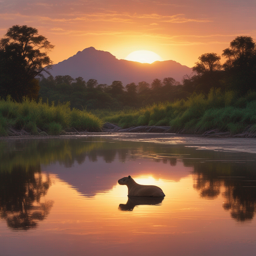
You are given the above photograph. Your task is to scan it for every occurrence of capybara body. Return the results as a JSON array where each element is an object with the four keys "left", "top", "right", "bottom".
[{"left": 118, "top": 176, "right": 165, "bottom": 197}]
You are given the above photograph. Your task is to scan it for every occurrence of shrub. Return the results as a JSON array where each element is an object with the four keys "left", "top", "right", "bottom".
[
  {"left": 103, "top": 90, "right": 256, "bottom": 135},
  {"left": 46, "top": 122, "right": 63, "bottom": 135},
  {"left": 0, "top": 97, "right": 102, "bottom": 136}
]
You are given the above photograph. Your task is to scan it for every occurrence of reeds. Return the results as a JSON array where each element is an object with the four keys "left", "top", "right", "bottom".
[
  {"left": 104, "top": 90, "right": 256, "bottom": 134},
  {"left": 0, "top": 97, "right": 102, "bottom": 136}
]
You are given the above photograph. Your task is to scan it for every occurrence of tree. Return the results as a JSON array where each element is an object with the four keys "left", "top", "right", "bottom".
[
  {"left": 87, "top": 79, "right": 98, "bottom": 89},
  {"left": 137, "top": 81, "right": 150, "bottom": 94},
  {"left": 109, "top": 81, "right": 124, "bottom": 96},
  {"left": 0, "top": 25, "right": 54, "bottom": 101},
  {"left": 222, "top": 36, "right": 256, "bottom": 94},
  {"left": 222, "top": 36, "right": 256, "bottom": 70},
  {"left": 151, "top": 78, "right": 162, "bottom": 90},
  {"left": 190, "top": 53, "right": 223, "bottom": 94},
  {"left": 124, "top": 82, "right": 138, "bottom": 107},
  {"left": 73, "top": 77, "right": 86, "bottom": 89},
  {"left": 163, "top": 77, "right": 176, "bottom": 87},
  {"left": 126, "top": 82, "right": 137, "bottom": 95},
  {"left": 193, "top": 53, "right": 221, "bottom": 74}
]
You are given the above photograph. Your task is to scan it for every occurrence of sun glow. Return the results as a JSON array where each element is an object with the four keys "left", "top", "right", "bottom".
[
  {"left": 134, "top": 175, "right": 165, "bottom": 186},
  {"left": 125, "top": 50, "right": 163, "bottom": 64}
]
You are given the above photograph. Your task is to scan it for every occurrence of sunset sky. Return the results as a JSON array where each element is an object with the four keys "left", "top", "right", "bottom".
[{"left": 0, "top": 0, "right": 255, "bottom": 67}]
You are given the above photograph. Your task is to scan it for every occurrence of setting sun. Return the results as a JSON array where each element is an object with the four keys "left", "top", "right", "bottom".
[{"left": 125, "top": 50, "right": 163, "bottom": 64}]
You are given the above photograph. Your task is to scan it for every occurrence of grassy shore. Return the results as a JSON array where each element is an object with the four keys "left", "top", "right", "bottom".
[
  {"left": 0, "top": 98, "right": 102, "bottom": 136},
  {"left": 1, "top": 90, "right": 256, "bottom": 137},
  {"left": 104, "top": 90, "right": 256, "bottom": 135}
]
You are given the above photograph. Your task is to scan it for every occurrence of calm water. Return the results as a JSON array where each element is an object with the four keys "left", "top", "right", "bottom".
[{"left": 1, "top": 135, "right": 256, "bottom": 256}]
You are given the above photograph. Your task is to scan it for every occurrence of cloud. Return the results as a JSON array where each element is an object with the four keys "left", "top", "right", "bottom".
[
  {"left": 161, "top": 41, "right": 227, "bottom": 46},
  {"left": 50, "top": 27, "right": 65, "bottom": 31},
  {"left": 0, "top": 12, "right": 29, "bottom": 20},
  {"left": 32, "top": 2, "right": 54, "bottom": 7},
  {"left": 49, "top": 29, "right": 127, "bottom": 36},
  {"left": 0, "top": 9, "right": 211, "bottom": 25},
  {"left": 135, "top": 13, "right": 211, "bottom": 23}
]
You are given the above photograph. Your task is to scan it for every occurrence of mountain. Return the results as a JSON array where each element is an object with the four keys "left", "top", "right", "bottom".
[{"left": 48, "top": 47, "right": 192, "bottom": 84}]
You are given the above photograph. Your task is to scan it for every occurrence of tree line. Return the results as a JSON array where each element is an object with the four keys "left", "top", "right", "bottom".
[
  {"left": 1, "top": 25, "right": 256, "bottom": 109},
  {"left": 39, "top": 76, "right": 185, "bottom": 109}
]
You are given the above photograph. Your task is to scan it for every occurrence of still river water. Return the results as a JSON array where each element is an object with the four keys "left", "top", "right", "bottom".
[{"left": 1, "top": 134, "right": 256, "bottom": 256}]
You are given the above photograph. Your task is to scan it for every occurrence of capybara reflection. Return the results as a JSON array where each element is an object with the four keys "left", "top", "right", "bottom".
[
  {"left": 118, "top": 175, "right": 165, "bottom": 197},
  {"left": 119, "top": 196, "right": 164, "bottom": 211}
]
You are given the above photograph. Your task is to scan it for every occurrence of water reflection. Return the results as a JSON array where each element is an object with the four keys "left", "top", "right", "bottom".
[
  {"left": 0, "top": 164, "right": 53, "bottom": 230},
  {"left": 119, "top": 196, "right": 164, "bottom": 211},
  {"left": 193, "top": 161, "right": 256, "bottom": 222},
  {"left": 0, "top": 138, "right": 256, "bottom": 223}
]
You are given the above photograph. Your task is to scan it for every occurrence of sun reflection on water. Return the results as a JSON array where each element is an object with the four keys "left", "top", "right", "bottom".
[{"left": 2, "top": 138, "right": 256, "bottom": 256}]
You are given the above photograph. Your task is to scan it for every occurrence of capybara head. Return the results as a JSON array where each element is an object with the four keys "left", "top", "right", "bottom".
[{"left": 118, "top": 175, "right": 132, "bottom": 185}]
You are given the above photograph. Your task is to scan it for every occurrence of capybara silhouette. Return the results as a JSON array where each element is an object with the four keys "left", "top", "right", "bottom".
[{"left": 118, "top": 175, "right": 165, "bottom": 197}]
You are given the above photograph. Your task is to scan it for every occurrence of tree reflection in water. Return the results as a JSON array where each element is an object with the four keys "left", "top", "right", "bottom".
[
  {"left": 192, "top": 162, "right": 256, "bottom": 222},
  {"left": 0, "top": 164, "right": 53, "bottom": 230},
  {"left": 1, "top": 138, "right": 256, "bottom": 223}
]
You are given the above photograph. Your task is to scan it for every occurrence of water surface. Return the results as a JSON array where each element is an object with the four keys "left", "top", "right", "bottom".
[{"left": 0, "top": 135, "right": 256, "bottom": 256}]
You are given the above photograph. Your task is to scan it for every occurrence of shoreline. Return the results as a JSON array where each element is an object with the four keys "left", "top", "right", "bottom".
[
  {"left": 1, "top": 129, "right": 256, "bottom": 140},
  {"left": 1, "top": 132, "right": 256, "bottom": 154},
  {"left": 1, "top": 123, "right": 256, "bottom": 139}
]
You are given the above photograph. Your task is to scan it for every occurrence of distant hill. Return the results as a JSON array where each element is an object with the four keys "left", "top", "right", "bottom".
[{"left": 48, "top": 47, "right": 192, "bottom": 84}]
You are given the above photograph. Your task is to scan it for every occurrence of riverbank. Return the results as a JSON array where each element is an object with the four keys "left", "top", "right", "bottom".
[
  {"left": 2, "top": 120, "right": 256, "bottom": 139},
  {"left": 1, "top": 132, "right": 256, "bottom": 155},
  {"left": 102, "top": 122, "right": 256, "bottom": 138},
  {"left": 1, "top": 90, "right": 256, "bottom": 137},
  {"left": 103, "top": 91, "right": 256, "bottom": 136},
  {"left": 0, "top": 98, "right": 102, "bottom": 136}
]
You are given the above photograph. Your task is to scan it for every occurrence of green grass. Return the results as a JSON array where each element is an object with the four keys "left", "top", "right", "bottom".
[
  {"left": 2, "top": 90, "right": 256, "bottom": 136},
  {"left": 0, "top": 97, "right": 103, "bottom": 136},
  {"left": 102, "top": 90, "right": 256, "bottom": 135}
]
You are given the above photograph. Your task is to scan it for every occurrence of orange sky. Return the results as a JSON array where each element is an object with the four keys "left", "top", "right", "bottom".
[{"left": 0, "top": 0, "right": 256, "bottom": 67}]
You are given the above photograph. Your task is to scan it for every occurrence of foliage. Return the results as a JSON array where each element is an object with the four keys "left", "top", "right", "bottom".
[
  {"left": 193, "top": 53, "right": 221, "bottom": 74},
  {"left": 39, "top": 74, "right": 186, "bottom": 110},
  {"left": 37, "top": 37, "right": 256, "bottom": 112},
  {"left": 104, "top": 89, "right": 256, "bottom": 134},
  {"left": 0, "top": 97, "right": 102, "bottom": 136},
  {"left": 0, "top": 25, "right": 54, "bottom": 101}
]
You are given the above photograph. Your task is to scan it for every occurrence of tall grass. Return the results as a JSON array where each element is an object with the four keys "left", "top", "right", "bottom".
[
  {"left": 104, "top": 90, "right": 256, "bottom": 134},
  {"left": 0, "top": 97, "right": 102, "bottom": 136}
]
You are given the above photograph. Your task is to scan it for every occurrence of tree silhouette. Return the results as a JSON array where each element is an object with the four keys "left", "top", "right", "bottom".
[
  {"left": 222, "top": 36, "right": 256, "bottom": 69},
  {"left": 126, "top": 82, "right": 137, "bottom": 95},
  {"left": 137, "top": 81, "right": 150, "bottom": 94},
  {"left": 151, "top": 78, "right": 162, "bottom": 90},
  {"left": 87, "top": 79, "right": 98, "bottom": 89},
  {"left": 109, "top": 81, "right": 124, "bottom": 96},
  {"left": 0, "top": 25, "right": 54, "bottom": 101},
  {"left": 222, "top": 36, "right": 256, "bottom": 93},
  {"left": 190, "top": 53, "right": 223, "bottom": 94},
  {"left": 124, "top": 82, "right": 138, "bottom": 106},
  {"left": 193, "top": 53, "right": 221, "bottom": 74}
]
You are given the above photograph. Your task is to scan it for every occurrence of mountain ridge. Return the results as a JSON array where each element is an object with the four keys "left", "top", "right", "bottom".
[{"left": 48, "top": 47, "right": 192, "bottom": 84}]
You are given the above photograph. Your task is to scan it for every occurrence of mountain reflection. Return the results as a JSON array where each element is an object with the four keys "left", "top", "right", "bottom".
[
  {"left": 1, "top": 138, "right": 256, "bottom": 222},
  {"left": 119, "top": 196, "right": 164, "bottom": 211},
  {"left": 0, "top": 164, "right": 53, "bottom": 230}
]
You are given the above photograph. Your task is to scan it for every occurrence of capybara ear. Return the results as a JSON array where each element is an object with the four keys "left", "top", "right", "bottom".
[{"left": 128, "top": 175, "right": 131, "bottom": 178}]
